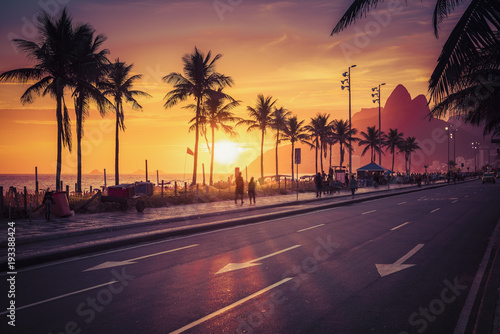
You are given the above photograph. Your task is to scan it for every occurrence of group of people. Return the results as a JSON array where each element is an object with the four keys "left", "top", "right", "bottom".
[
  {"left": 234, "top": 172, "right": 256, "bottom": 205},
  {"left": 314, "top": 172, "right": 358, "bottom": 199}
]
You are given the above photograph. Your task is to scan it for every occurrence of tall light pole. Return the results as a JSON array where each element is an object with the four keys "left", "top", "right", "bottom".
[
  {"left": 445, "top": 126, "right": 451, "bottom": 171},
  {"left": 472, "top": 142, "right": 480, "bottom": 171},
  {"left": 372, "top": 83, "right": 385, "bottom": 165},
  {"left": 341, "top": 64, "right": 356, "bottom": 174}
]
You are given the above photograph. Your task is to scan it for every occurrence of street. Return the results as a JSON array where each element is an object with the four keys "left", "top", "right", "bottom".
[{"left": 2, "top": 181, "right": 500, "bottom": 333}]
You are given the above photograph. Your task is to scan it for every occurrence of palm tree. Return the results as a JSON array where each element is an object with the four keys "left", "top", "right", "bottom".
[
  {"left": 270, "top": 106, "right": 291, "bottom": 181},
  {"left": 359, "top": 126, "right": 384, "bottom": 163},
  {"left": 237, "top": 94, "right": 277, "bottom": 182},
  {"left": 305, "top": 114, "right": 330, "bottom": 173},
  {"left": 71, "top": 29, "right": 110, "bottom": 193},
  {"left": 281, "top": 116, "right": 311, "bottom": 181},
  {"left": 330, "top": 119, "right": 358, "bottom": 170},
  {"left": 187, "top": 88, "right": 242, "bottom": 186},
  {"left": 398, "top": 136, "right": 421, "bottom": 174},
  {"left": 0, "top": 9, "right": 92, "bottom": 190},
  {"left": 101, "top": 59, "right": 151, "bottom": 185},
  {"left": 331, "top": 0, "right": 500, "bottom": 135},
  {"left": 383, "top": 128, "right": 404, "bottom": 172},
  {"left": 163, "top": 47, "right": 233, "bottom": 185}
]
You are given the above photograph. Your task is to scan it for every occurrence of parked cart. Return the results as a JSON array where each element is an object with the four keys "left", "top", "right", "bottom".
[{"left": 100, "top": 181, "right": 154, "bottom": 212}]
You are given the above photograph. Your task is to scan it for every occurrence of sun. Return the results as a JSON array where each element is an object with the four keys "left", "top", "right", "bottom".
[{"left": 214, "top": 141, "right": 240, "bottom": 165}]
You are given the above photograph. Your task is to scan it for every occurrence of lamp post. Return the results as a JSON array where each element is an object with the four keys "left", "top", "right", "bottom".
[
  {"left": 371, "top": 83, "right": 386, "bottom": 165},
  {"left": 341, "top": 64, "right": 356, "bottom": 174},
  {"left": 445, "top": 126, "right": 451, "bottom": 171},
  {"left": 472, "top": 142, "right": 480, "bottom": 172}
]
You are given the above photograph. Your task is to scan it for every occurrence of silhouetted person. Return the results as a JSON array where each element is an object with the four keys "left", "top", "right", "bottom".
[
  {"left": 349, "top": 174, "right": 358, "bottom": 199},
  {"left": 314, "top": 172, "right": 322, "bottom": 198},
  {"left": 235, "top": 172, "right": 244, "bottom": 204},
  {"left": 248, "top": 177, "right": 256, "bottom": 204}
]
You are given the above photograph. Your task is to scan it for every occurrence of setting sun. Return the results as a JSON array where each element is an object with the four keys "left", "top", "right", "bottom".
[{"left": 214, "top": 141, "right": 241, "bottom": 165}]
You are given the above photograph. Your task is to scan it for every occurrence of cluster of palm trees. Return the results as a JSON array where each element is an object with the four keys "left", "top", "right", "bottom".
[{"left": 0, "top": 9, "right": 150, "bottom": 191}]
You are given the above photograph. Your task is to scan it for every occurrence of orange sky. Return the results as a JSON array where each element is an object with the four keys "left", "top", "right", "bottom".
[{"left": 0, "top": 0, "right": 463, "bottom": 175}]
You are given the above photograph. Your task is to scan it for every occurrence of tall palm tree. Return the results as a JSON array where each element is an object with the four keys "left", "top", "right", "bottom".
[
  {"left": 163, "top": 47, "right": 233, "bottom": 185},
  {"left": 305, "top": 114, "right": 330, "bottom": 173},
  {"left": 383, "top": 128, "right": 404, "bottom": 172},
  {"left": 71, "top": 30, "right": 110, "bottom": 193},
  {"left": 0, "top": 9, "right": 92, "bottom": 190},
  {"left": 281, "top": 116, "right": 311, "bottom": 181},
  {"left": 330, "top": 119, "right": 358, "bottom": 170},
  {"left": 359, "top": 126, "right": 384, "bottom": 163},
  {"left": 331, "top": 0, "right": 500, "bottom": 135},
  {"left": 187, "top": 88, "right": 242, "bottom": 186},
  {"left": 237, "top": 94, "right": 277, "bottom": 182},
  {"left": 270, "top": 106, "right": 291, "bottom": 181},
  {"left": 101, "top": 59, "right": 151, "bottom": 185},
  {"left": 398, "top": 136, "right": 421, "bottom": 174}
]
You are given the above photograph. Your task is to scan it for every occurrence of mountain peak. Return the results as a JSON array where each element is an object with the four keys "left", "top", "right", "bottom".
[{"left": 383, "top": 84, "right": 411, "bottom": 111}]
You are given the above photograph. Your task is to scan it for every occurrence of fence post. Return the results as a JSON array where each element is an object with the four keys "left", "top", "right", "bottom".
[
  {"left": 66, "top": 185, "right": 70, "bottom": 200},
  {"left": 175, "top": 181, "right": 178, "bottom": 198},
  {"left": 284, "top": 178, "right": 287, "bottom": 192},
  {"left": 161, "top": 180, "right": 164, "bottom": 198},
  {"left": 184, "top": 182, "right": 187, "bottom": 198},
  {"left": 0, "top": 186, "right": 3, "bottom": 218},
  {"left": 24, "top": 186, "right": 27, "bottom": 212}
]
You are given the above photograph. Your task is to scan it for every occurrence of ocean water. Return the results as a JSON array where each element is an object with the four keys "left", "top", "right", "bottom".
[{"left": 0, "top": 173, "right": 232, "bottom": 193}]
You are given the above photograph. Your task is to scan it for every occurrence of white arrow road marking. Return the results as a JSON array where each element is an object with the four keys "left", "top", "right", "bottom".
[
  {"left": 83, "top": 244, "right": 199, "bottom": 272},
  {"left": 376, "top": 244, "right": 424, "bottom": 277},
  {"left": 170, "top": 277, "right": 293, "bottom": 334},
  {"left": 216, "top": 245, "right": 301, "bottom": 274}
]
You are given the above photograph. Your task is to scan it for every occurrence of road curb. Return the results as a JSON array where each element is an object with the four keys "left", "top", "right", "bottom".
[{"left": 7, "top": 180, "right": 465, "bottom": 269}]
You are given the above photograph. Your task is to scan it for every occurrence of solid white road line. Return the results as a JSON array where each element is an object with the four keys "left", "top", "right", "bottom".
[
  {"left": 430, "top": 208, "right": 440, "bottom": 213},
  {"left": 391, "top": 222, "right": 410, "bottom": 231},
  {"left": 454, "top": 218, "right": 500, "bottom": 334},
  {"left": 397, "top": 202, "right": 407, "bottom": 205},
  {"left": 452, "top": 200, "right": 458, "bottom": 204},
  {"left": 297, "top": 224, "right": 325, "bottom": 233},
  {"left": 0, "top": 281, "right": 118, "bottom": 315},
  {"left": 170, "top": 278, "right": 293, "bottom": 334},
  {"left": 361, "top": 210, "right": 377, "bottom": 215}
]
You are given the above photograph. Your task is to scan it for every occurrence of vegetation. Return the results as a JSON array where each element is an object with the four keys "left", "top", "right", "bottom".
[
  {"left": 101, "top": 59, "right": 151, "bottom": 185},
  {"left": 359, "top": 126, "right": 384, "bottom": 163},
  {"left": 163, "top": 47, "right": 233, "bottom": 186},
  {"left": 270, "top": 106, "right": 291, "bottom": 181},
  {"left": 238, "top": 94, "right": 277, "bottom": 182},
  {"left": 383, "top": 128, "right": 405, "bottom": 172},
  {"left": 281, "top": 115, "right": 311, "bottom": 180}
]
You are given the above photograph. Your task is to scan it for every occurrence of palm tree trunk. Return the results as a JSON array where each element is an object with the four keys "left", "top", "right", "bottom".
[
  {"left": 210, "top": 126, "right": 215, "bottom": 186},
  {"left": 76, "top": 97, "right": 83, "bottom": 193},
  {"left": 314, "top": 140, "right": 318, "bottom": 173},
  {"left": 339, "top": 142, "right": 344, "bottom": 168},
  {"left": 260, "top": 129, "right": 265, "bottom": 182},
  {"left": 392, "top": 148, "right": 395, "bottom": 171},
  {"left": 115, "top": 102, "right": 120, "bottom": 185},
  {"left": 192, "top": 97, "right": 201, "bottom": 185},
  {"left": 320, "top": 142, "right": 324, "bottom": 173},
  {"left": 77, "top": 112, "right": 82, "bottom": 193},
  {"left": 56, "top": 92, "right": 63, "bottom": 191},
  {"left": 275, "top": 129, "right": 279, "bottom": 181}
]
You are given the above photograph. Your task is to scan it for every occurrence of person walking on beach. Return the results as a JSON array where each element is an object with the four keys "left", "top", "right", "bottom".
[
  {"left": 314, "top": 172, "right": 323, "bottom": 198},
  {"left": 248, "top": 177, "right": 256, "bottom": 205},
  {"left": 349, "top": 174, "right": 358, "bottom": 199},
  {"left": 235, "top": 172, "right": 244, "bottom": 204}
]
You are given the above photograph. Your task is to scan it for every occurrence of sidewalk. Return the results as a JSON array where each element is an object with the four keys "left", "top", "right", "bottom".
[{"left": 4, "top": 182, "right": 423, "bottom": 244}]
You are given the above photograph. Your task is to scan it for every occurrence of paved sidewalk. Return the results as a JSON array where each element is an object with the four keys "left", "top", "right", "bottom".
[{"left": 3, "top": 182, "right": 423, "bottom": 243}]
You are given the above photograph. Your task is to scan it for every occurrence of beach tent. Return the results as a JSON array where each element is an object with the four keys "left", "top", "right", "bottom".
[{"left": 356, "top": 162, "right": 386, "bottom": 172}]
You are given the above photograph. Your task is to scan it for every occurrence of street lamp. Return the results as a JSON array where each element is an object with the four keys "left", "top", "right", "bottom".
[
  {"left": 472, "top": 142, "right": 480, "bottom": 172},
  {"left": 445, "top": 126, "right": 451, "bottom": 171},
  {"left": 372, "top": 83, "right": 386, "bottom": 165},
  {"left": 341, "top": 64, "right": 356, "bottom": 174}
]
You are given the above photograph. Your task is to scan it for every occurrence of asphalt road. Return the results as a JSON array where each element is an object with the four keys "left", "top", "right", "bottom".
[{"left": 2, "top": 181, "right": 499, "bottom": 334}]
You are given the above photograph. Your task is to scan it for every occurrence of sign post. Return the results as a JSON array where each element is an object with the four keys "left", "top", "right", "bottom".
[{"left": 295, "top": 148, "right": 301, "bottom": 200}]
